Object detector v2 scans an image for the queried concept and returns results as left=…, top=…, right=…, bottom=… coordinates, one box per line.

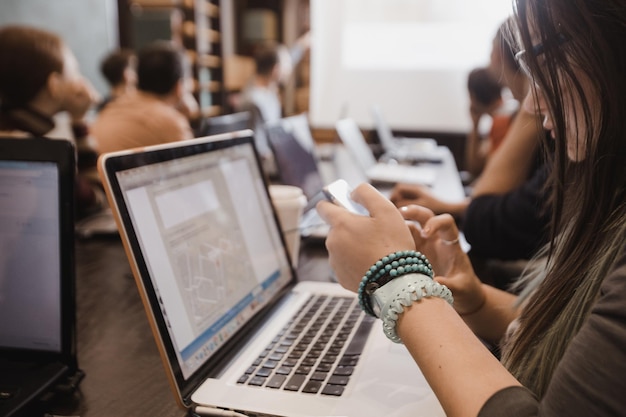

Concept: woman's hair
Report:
left=0, top=25, right=65, bottom=108
left=501, top=0, right=626, bottom=397
left=495, top=19, right=520, bottom=73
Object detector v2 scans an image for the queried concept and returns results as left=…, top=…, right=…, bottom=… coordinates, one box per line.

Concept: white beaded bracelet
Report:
left=370, top=273, right=454, bottom=343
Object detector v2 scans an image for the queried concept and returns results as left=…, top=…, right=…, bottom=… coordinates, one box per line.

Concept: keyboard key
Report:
left=256, top=368, right=272, bottom=377
left=284, top=374, right=306, bottom=391
left=310, top=371, right=328, bottom=381
left=344, top=317, right=375, bottom=356
left=275, top=366, right=292, bottom=375
left=266, top=375, right=287, bottom=389
left=328, top=375, right=349, bottom=386
left=333, top=366, right=354, bottom=376
left=263, top=359, right=278, bottom=369
left=321, top=384, right=345, bottom=396
left=303, top=380, right=322, bottom=394
left=296, top=365, right=312, bottom=375
left=248, top=376, right=266, bottom=386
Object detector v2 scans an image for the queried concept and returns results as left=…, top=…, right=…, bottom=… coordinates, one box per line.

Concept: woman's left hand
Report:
left=399, top=204, right=485, bottom=315
left=316, top=183, right=416, bottom=292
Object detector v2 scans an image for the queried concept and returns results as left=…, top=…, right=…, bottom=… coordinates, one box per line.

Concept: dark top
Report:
left=478, top=245, right=626, bottom=416
left=463, top=158, right=551, bottom=261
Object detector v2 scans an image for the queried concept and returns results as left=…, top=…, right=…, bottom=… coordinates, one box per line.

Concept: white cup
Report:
left=269, top=184, right=307, bottom=267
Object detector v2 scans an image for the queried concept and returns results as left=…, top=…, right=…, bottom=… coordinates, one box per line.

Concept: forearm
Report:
left=460, top=284, right=520, bottom=344
left=397, top=297, right=521, bottom=417
left=465, top=128, right=486, bottom=178
left=472, top=110, right=541, bottom=197
left=440, top=197, right=471, bottom=218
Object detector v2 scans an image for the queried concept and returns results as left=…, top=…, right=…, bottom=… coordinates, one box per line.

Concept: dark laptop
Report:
left=266, top=115, right=325, bottom=202
left=266, top=115, right=331, bottom=239
left=0, top=138, right=79, bottom=417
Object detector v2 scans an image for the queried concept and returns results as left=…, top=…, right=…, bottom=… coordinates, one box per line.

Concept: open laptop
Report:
left=336, top=118, right=437, bottom=186
left=98, top=131, right=444, bottom=417
left=0, top=138, right=79, bottom=417
left=266, top=115, right=330, bottom=240
left=371, top=105, right=444, bottom=164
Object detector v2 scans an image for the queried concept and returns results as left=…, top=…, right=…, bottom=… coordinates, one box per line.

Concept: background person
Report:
left=0, top=24, right=102, bottom=219
left=91, top=40, right=195, bottom=154
left=97, top=48, right=137, bottom=112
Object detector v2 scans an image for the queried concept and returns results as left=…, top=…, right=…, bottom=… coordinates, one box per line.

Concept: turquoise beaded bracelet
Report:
left=358, top=250, right=434, bottom=316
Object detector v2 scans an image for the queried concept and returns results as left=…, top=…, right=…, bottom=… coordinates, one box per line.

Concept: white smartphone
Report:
left=322, top=179, right=369, bottom=216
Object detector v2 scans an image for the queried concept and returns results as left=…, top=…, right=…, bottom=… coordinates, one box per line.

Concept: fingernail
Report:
left=421, top=226, right=430, bottom=238
left=400, top=206, right=408, bottom=212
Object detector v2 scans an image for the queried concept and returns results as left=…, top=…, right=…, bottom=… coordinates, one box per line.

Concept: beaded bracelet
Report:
left=357, top=250, right=434, bottom=317
left=377, top=274, right=454, bottom=343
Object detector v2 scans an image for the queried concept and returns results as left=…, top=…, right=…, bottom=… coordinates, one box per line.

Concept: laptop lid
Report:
left=335, top=118, right=378, bottom=174
left=370, top=104, right=397, bottom=153
left=98, top=131, right=296, bottom=407
left=266, top=116, right=324, bottom=201
left=0, top=137, right=77, bottom=416
left=336, top=118, right=437, bottom=186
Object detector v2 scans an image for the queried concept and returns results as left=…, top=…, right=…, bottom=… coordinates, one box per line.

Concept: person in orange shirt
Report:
left=91, top=41, right=195, bottom=154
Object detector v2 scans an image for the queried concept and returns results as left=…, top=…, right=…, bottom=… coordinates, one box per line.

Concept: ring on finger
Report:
left=441, top=237, right=460, bottom=246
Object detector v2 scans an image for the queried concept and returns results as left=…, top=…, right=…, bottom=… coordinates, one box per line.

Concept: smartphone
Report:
left=322, top=179, right=369, bottom=216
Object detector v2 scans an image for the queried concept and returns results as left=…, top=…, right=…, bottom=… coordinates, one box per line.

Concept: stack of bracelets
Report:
left=358, top=250, right=434, bottom=317
left=357, top=250, right=454, bottom=343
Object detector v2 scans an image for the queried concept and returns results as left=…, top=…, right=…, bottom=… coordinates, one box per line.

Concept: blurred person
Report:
left=97, top=48, right=137, bottom=111
left=236, top=32, right=311, bottom=177
left=465, top=67, right=516, bottom=179
left=91, top=40, right=195, bottom=154
left=0, top=25, right=102, bottom=219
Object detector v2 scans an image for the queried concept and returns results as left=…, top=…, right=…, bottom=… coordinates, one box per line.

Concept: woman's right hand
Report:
left=399, top=205, right=486, bottom=316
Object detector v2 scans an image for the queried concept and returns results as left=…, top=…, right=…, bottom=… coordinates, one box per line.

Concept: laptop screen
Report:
left=0, top=160, right=62, bottom=353
left=267, top=123, right=324, bottom=201
left=109, top=135, right=293, bottom=380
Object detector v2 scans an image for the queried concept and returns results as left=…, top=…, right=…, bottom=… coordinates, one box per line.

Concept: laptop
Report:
left=335, top=118, right=437, bottom=186
left=371, top=105, right=444, bottom=164
left=97, top=131, right=444, bottom=417
left=0, top=138, right=79, bottom=417
left=266, top=115, right=331, bottom=240
left=198, top=111, right=252, bottom=137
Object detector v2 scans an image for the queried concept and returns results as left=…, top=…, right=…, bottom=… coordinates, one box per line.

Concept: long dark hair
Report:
left=501, top=0, right=626, bottom=396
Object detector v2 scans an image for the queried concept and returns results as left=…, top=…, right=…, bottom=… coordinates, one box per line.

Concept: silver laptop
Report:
left=371, top=105, right=444, bottom=164
left=336, top=118, right=437, bottom=186
left=98, top=131, right=444, bottom=417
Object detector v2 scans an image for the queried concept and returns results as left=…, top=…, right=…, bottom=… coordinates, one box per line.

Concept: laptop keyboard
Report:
left=237, top=295, right=374, bottom=396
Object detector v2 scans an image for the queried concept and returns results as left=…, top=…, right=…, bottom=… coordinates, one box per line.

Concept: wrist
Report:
left=458, top=283, right=487, bottom=316
left=358, top=250, right=434, bottom=317
left=372, top=273, right=453, bottom=343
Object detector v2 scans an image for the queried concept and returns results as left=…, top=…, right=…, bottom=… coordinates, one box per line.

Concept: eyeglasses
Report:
left=515, top=34, right=568, bottom=79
